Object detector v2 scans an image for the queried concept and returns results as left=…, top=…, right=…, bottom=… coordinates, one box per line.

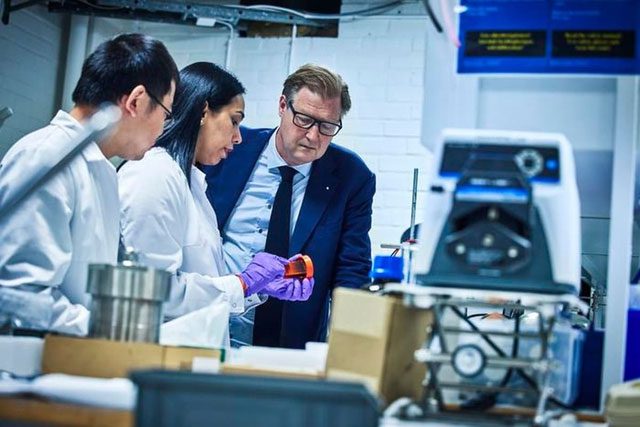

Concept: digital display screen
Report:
left=439, top=142, right=561, bottom=182
left=552, top=30, right=635, bottom=58
left=457, top=0, right=640, bottom=74
left=465, top=31, right=547, bottom=57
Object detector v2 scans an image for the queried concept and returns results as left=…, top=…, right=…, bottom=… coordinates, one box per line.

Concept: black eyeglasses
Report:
left=148, top=91, right=174, bottom=125
left=287, top=100, right=342, bottom=137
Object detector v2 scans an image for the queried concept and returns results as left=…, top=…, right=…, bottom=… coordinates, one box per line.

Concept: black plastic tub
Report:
left=131, top=370, right=380, bottom=427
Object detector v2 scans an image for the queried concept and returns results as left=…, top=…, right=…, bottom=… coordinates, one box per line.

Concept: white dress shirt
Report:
left=223, top=130, right=312, bottom=346
left=118, top=148, right=247, bottom=320
left=0, top=110, right=119, bottom=335
left=223, top=130, right=312, bottom=276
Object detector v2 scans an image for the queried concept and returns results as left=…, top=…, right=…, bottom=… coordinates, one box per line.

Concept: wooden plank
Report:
left=0, top=396, right=133, bottom=427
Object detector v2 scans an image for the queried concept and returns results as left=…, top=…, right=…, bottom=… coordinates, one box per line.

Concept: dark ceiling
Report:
left=2, top=0, right=343, bottom=28
left=240, top=0, right=342, bottom=15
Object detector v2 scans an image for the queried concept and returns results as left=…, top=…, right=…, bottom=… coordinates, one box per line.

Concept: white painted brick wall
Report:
left=2, top=2, right=432, bottom=267
left=0, top=7, right=67, bottom=158
left=89, top=19, right=229, bottom=70
left=336, top=1, right=432, bottom=261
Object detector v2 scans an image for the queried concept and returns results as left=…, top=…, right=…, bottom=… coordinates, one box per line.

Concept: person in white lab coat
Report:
left=118, top=62, right=314, bottom=323
left=0, top=34, right=179, bottom=335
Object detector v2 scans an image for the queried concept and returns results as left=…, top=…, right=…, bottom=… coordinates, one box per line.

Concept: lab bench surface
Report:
left=0, top=396, right=132, bottom=427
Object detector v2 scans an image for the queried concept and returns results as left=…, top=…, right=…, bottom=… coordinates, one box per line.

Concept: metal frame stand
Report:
left=383, top=284, right=589, bottom=426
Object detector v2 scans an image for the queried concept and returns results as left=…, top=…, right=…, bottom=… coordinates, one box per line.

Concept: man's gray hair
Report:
left=282, top=64, right=351, bottom=117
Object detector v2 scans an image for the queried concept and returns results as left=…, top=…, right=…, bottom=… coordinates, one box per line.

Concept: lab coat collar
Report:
left=191, top=164, right=207, bottom=190
left=50, top=110, right=112, bottom=166
left=50, top=110, right=84, bottom=139
left=265, top=129, right=312, bottom=178
left=82, top=141, right=112, bottom=165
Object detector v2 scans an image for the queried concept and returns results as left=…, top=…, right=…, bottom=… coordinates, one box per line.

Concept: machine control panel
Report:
left=439, top=142, right=560, bottom=182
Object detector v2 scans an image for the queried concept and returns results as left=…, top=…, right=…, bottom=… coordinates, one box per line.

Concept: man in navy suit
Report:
left=204, top=64, right=375, bottom=349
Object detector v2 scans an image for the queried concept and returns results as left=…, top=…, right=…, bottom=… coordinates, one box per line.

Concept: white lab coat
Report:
left=0, top=111, right=120, bottom=335
left=118, top=148, right=249, bottom=320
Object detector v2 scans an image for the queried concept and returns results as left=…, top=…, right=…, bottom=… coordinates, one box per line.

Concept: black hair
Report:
left=155, top=62, right=245, bottom=186
left=72, top=33, right=179, bottom=107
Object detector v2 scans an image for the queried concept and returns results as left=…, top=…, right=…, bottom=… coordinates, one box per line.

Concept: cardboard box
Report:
left=42, top=335, right=222, bottom=378
left=163, top=346, right=222, bottom=371
left=218, top=343, right=327, bottom=380
left=325, top=288, right=433, bottom=406
left=220, top=363, right=324, bottom=380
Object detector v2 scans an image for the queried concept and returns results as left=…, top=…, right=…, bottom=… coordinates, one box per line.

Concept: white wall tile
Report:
left=383, top=120, right=422, bottom=137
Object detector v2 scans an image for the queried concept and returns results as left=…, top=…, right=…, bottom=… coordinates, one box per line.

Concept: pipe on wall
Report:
left=287, top=24, right=298, bottom=75
left=61, top=15, right=90, bottom=111
left=216, top=20, right=235, bottom=70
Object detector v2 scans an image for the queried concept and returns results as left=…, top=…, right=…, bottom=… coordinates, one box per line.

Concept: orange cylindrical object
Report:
left=284, top=255, right=314, bottom=279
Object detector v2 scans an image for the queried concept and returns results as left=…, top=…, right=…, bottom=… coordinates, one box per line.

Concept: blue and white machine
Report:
left=415, top=128, right=581, bottom=295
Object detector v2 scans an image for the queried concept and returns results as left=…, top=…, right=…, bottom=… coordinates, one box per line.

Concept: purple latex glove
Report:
left=240, top=252, right=288, bottom=296
left=263, top=277, right=315, bottom=301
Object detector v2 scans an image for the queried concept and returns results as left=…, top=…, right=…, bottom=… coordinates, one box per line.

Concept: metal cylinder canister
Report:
left=86, top=251, right=171, bottom=343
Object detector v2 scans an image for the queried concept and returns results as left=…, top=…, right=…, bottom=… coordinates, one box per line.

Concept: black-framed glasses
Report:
left=148, top=91, right=174, bottom=125
left=287, top=100, right=342, bottom=137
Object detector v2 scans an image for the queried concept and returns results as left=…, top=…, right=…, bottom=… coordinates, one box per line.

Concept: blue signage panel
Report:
left=457, top=0, right=640, bottom=74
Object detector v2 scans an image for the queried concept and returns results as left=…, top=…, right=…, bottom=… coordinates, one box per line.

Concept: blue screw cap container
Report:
left=370, top=255, right=403, bottom=282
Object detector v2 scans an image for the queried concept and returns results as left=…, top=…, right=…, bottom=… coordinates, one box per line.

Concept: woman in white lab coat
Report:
left=118, top=62, right=313, bottom=322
